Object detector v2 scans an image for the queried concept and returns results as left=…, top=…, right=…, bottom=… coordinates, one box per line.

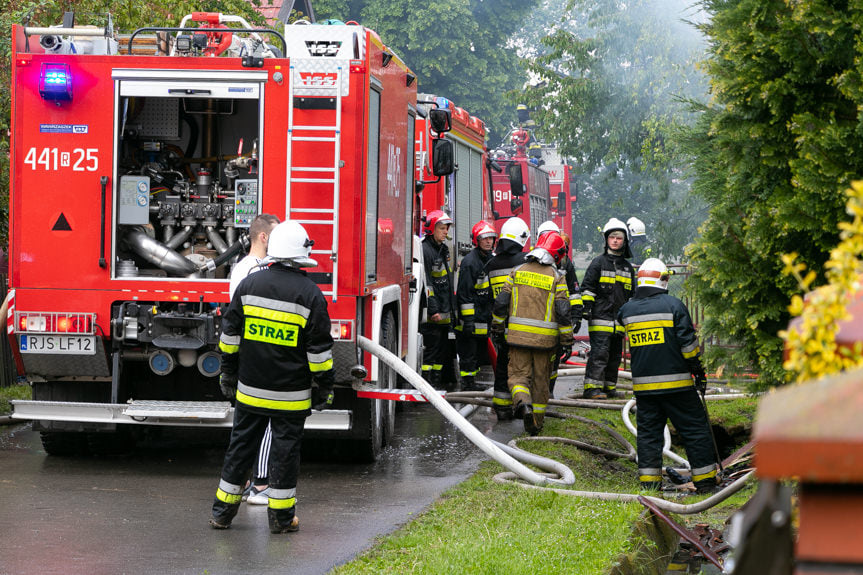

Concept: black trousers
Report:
left=457, top=331, right=490, bottom=377
left=635, top=389, right=718, bottom=488
left=420, top=323, right=449, bottom=381
left=584, top=331, right=623, bottom=391
left=492, top=341, right=513, bottom=410
left=212, top=404, right=305, bottom=526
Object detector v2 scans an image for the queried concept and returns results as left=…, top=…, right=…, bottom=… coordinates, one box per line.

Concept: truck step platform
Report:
left=11, top=400, right=351, bottom=430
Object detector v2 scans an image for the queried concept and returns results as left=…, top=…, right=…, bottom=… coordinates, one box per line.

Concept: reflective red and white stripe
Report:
left=6, top=289, right=14, bottom=335
left=356, top=388, right=446, bottom=402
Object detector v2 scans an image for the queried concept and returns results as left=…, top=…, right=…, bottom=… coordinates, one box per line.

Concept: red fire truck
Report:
left=489, top=128, right=552, bottom=245
left=7, top=13, right=453, bottom=460
left=545, top=162, right=575, bottom=241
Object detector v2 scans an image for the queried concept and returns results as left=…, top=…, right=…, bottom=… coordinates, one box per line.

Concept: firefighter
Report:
left=227, top=214, right=280, bottom=505
left=491, top=231, right=573, bottom=435
left=617, top=258, right=719, bottom=493
left=627, top=217, right=651, bottom=266
left=420, top=210, right=455, bottom=389
left=536, top=221, right=582, bottom=396
left=580, top=218, right=636, bottom=399
left=486, top=217, right=530, bottom=419
left=456, top=221, right=497, bottom=392
left=210, top=220, right=335, bottom=534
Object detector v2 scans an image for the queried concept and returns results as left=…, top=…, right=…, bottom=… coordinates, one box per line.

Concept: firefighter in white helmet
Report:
left=617, top=258, right=719, bottom=493
left=420, top=210, right=455, bottom=389
left=579, top=218, right=636, bottom=399
left=485, top=217, right=530, bottom=419
left=211, top=220, right=335, bottom=534
left=626, top=217, right=651, bottom=266
left=491, top=231, right=573, bottom=434
left=455, top=221, right=497, bottom=391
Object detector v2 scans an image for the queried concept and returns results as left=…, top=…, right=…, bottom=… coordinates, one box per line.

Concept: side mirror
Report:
left=432, top=138, right=455, bottom=176
left=557, top=191, right=567, bottom=215
left=510, top=197, right=523, bottom=216
left=507, top=163, right=524, bottom=196
left=429, top=108, right=452, bottom=134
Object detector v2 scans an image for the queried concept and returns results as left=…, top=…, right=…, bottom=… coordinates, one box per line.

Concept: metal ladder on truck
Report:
left=285, top=62, right=343, bottom=302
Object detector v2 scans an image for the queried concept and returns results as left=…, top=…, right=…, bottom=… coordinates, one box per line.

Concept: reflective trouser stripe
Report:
left=268, top=487, right=297, bottom=510
left=639, top=475, right=662, bottom=483
left=632, top=380, right=693, bottom=393
left=493, top=391, right=513, bottom=406
left=638, top=467, right=662, bottom=483
left=511, top=385, right=531, bottom=397
left=691, top=464, right=718, bottom=483
left=216, top=489, right=243, bottom=504
left=583, top=377, right=604, bottom=390
left=533, top=403, right=546, bottom=414
left=460, top=370, right=479, bottom=377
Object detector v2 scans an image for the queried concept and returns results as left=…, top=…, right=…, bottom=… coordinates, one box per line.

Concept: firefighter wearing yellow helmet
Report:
left=579, top=218, right=636, bottom=399
left=617, top=258, right=719, bottom=493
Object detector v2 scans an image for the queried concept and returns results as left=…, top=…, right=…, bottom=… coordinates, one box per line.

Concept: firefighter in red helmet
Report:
left=420, top=210, right=455, bottom=389
left=455, top=221, right=497, bottom=391
left=491, top=231, right=573, bottom=435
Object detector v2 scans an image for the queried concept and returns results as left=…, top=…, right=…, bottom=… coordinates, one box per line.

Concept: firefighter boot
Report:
left=210, top=500, right=240, bottom=530
left=694, top=476, right=721, bottom=495
left=268, top=507, right=300, bottom=534
left=582, top=388, right=607, bottom=400
left=461, top=375, right=482, bottom=392
left=516, top=403, right=539, bottom=436
left=429, top=370, right=444, bottom=390
left=603, top=387, right=619, bottom=399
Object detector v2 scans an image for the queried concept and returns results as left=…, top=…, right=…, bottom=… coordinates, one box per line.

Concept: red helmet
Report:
left=471, top=221, right=497, bottom=246
left=423, top=210, right=453, bottom=235
left=535, top=231, right=567, bottom=264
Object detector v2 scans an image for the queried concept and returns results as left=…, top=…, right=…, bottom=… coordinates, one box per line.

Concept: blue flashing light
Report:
left=434, top=96, right=451, bottom=109
left=39, top=63, right=73, bottom=102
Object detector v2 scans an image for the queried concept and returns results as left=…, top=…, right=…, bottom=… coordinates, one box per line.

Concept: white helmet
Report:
left=500, top=217, right=530, bottom=247
left=602, top=217, right=628, bottom=236
left=627, top=217, right=646, bottom=237
left=637, top=258, right=669, bottom=289
left=265, top=220, right=318, bottom=268
left=536, top=220, right=560, bottom=240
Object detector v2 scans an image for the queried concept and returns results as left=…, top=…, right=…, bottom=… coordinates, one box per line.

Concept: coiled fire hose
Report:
left=357, top=336, right=755, bottom=514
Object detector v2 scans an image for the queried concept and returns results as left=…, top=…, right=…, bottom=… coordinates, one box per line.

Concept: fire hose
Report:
left=356, top=336, right=755, bottom=514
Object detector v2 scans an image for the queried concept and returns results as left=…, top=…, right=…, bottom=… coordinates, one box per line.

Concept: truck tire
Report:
left=349, top=310, right=397, bottom=462
left=379, top=311, right=397, bottom=447
left=40, top=432, right=88, bottom=456
left=87, top=429, right=135, bottom=456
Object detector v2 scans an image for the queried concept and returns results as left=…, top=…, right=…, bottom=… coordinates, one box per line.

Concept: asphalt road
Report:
left=0, top=399, right=526, bottom=575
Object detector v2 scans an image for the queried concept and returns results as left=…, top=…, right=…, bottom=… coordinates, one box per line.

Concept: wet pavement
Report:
left=0, top=398, right=525, bottom=575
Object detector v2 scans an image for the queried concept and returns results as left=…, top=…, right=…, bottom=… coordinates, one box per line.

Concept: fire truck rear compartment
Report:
left=113, top=83, right=263, bottom=280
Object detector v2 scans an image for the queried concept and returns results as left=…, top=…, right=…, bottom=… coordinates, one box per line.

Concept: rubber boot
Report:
left=267, top=507, right=300, bottom=534
left=516, top=403, right=539, bottom=436
left=694, top=477, right=720, bottom=495
left=494, top=406, right=514, bottom=421
left=603, top=387, right=618, bottom=399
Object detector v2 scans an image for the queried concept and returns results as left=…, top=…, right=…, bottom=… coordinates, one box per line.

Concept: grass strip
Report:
left=0, top=383, right=29, bottom=415
left=333, top=398, right=758, bottom=575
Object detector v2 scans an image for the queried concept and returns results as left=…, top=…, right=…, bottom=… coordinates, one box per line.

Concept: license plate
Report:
left=19, top=335, right=97, bottom=355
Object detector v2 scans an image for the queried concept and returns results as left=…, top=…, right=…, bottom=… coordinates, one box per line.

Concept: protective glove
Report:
left=691, top=364, right=707, bottom=393
left=572, top=319, right=582, bottom=334
left=558, top=345, right=573, bottom=364
left=312, top=383, right=335, bottom=411
left=491, top=329, right=506, bottom=346
left=219, top=372, right=237, bottom=400
left=582, top=304, right=592, bottom=322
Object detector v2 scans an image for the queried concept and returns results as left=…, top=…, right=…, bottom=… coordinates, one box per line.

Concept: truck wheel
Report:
left=379, top=311, right=397, bottom=447
left=87, top=429, right=135, bottom=456
left=40, top=432, right=88, bottom=456
left=349, top=311, right=398, bottom=462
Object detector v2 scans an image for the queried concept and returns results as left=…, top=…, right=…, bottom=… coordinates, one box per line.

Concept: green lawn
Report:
left=333, top=398, right=758, bottom=574
left=0, top=383, right=29, bottom=414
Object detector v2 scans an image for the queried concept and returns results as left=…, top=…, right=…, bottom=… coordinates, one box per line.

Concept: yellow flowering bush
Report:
left=780, top=182, right=863, bottom=382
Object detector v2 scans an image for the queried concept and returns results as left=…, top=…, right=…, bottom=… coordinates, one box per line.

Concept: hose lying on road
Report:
left=357, top=335, right=754, bottom=514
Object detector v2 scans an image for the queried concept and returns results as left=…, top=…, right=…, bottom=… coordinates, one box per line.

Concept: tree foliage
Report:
left=311, top=0, right=538, bottom=145
left=517, top=0, right=709, bottom=258
left=684, top=0, right=863, bottom=386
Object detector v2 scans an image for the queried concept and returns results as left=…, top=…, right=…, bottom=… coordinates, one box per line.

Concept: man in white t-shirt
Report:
left=228, top=213, right=280, bottom=504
